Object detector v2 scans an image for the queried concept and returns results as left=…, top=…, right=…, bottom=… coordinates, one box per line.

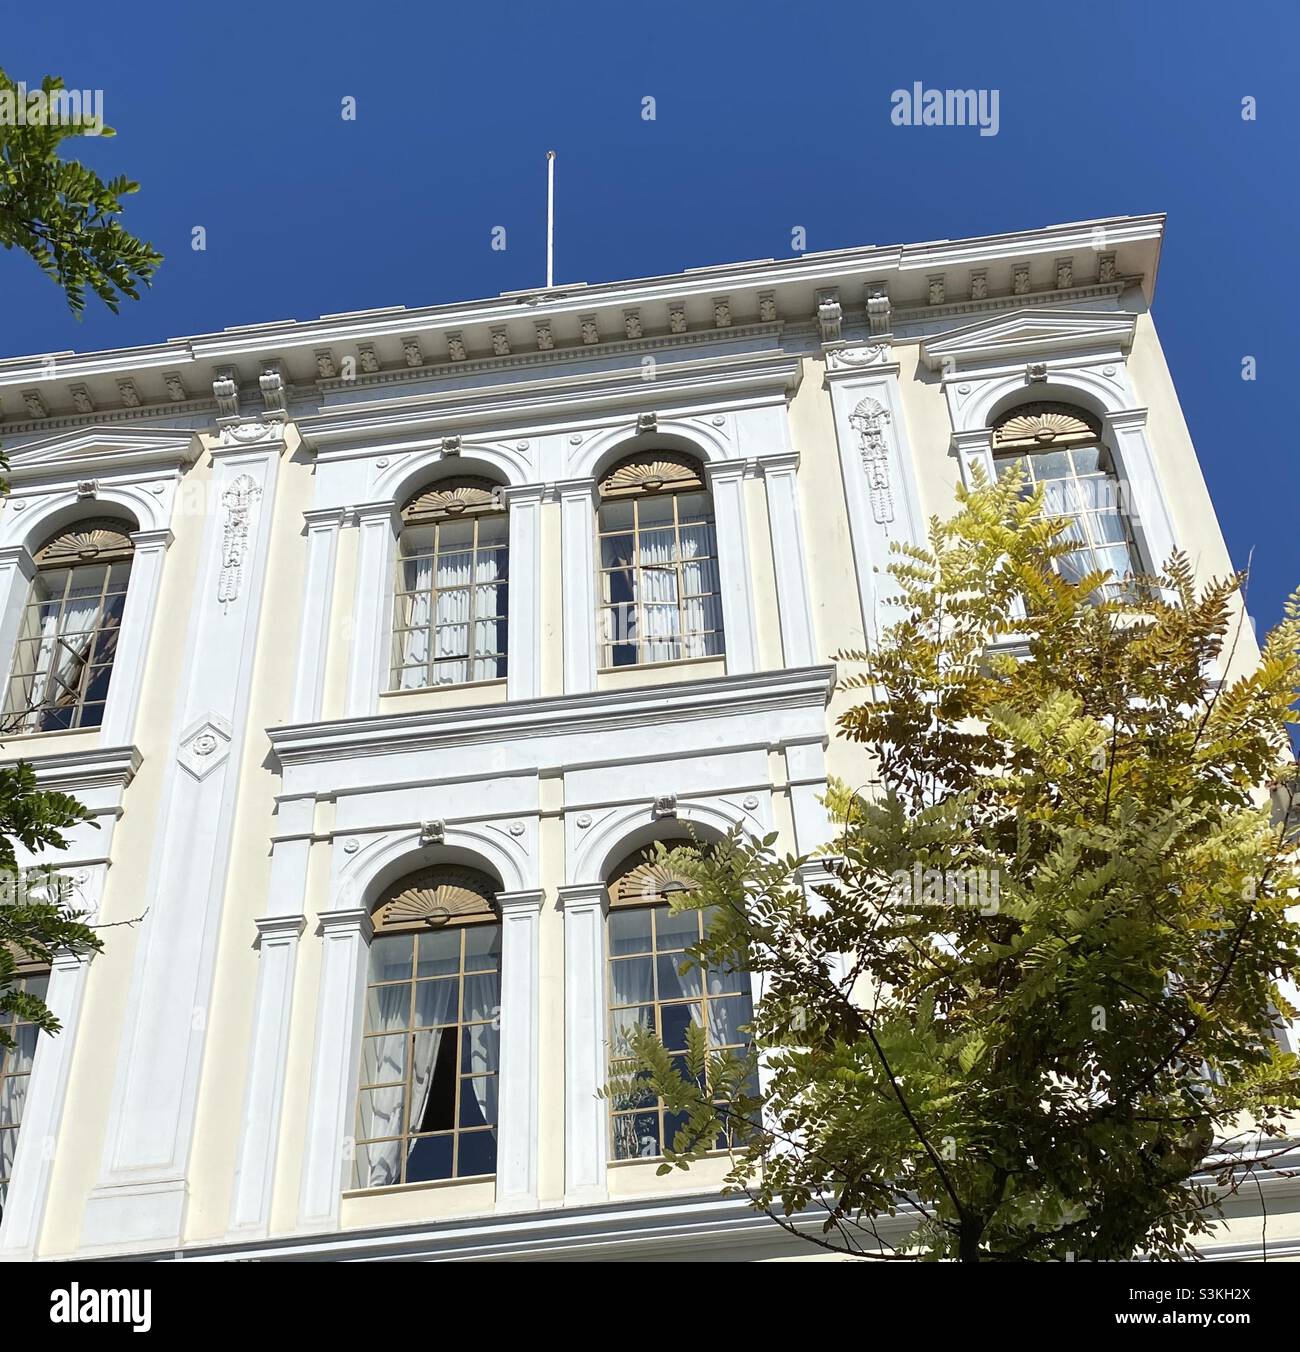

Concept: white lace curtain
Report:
left=397, top=532, right=505, bottom=688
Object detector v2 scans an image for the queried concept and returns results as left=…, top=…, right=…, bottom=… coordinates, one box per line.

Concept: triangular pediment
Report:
left=921, top=307, right=1136, bottom=371
left=4, top=424, right=201, bottom=481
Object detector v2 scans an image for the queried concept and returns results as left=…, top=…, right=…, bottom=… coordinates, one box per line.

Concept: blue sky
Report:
left=4, top=0, right=1297, bottom=632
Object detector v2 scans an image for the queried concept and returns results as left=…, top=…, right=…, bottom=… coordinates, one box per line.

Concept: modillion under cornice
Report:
left=0, top=214, right=1164, bottom=436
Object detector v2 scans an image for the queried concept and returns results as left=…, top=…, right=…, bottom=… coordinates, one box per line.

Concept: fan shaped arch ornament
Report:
left=34, top=518, right=135, bottom=566
left=599, top=451, right=705, bottom=497
left=401, top=477, right=502, bottom=522
left=992, top=402, right=1101, bottom=451
left=372, top=866, right=500, bottom=931
left=608, top=851, right=703, bottom=908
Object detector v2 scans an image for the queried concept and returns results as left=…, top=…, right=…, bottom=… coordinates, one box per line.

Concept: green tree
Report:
left=611, top=468, right=1300, bottom=1261
left=0, top=66, right=155, bottom=1043
left=1, top=68, right=161, bottom=314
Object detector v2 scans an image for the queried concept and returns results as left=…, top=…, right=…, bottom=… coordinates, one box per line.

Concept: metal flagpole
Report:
left=546, top=151, right=556, bottom=288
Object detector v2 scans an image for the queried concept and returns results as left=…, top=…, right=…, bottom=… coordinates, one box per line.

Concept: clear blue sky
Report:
left=4, top=0, right=1297, bottom=632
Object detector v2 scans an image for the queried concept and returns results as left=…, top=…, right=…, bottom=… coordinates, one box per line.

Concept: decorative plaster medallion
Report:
left=957, top=384, right=971, bottom=395
left=11, top=500, right=25, bottom=512
left=1102, top=365, right=1116, bottom=376
left=217, top=474, right=262, bottom=603
left=515, top=440, right=529, bottom=451
left=219, top=420, right=280, bottom=446
left=569, top=434, right=583, bottom=445
left=178, top=716, right=233, bottom=779
left=508, top=821, right=526, bottom=837
left=576, top=813, right=592, bottom=829
left=150, top=482, right=166, bottom=495
left=848, top=396, right=895, bottom=524
left=742, top=795, right=759, bottom=810
left=828, top=345, right=886, bottom=371
left=711, top=416, right=725, bottom=427
left=342, top=838, right=360, bottom=854
left=376, top=457, right=389, bottom=469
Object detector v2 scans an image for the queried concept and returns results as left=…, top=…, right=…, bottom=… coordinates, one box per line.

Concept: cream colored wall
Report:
left=35, top=449, right=211, bottom=1256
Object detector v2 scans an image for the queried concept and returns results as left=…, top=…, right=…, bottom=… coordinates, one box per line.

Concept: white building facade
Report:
left=0, top=214, right=1295, bottom=1261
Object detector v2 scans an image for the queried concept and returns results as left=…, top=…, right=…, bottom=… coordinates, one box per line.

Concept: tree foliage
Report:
left=612, top=468, right=1300, bottom=1261
left=0, top=68, right=161, bottom=314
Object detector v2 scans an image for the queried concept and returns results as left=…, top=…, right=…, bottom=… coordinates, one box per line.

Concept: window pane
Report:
left=661, top=1000, right=702, bottom=1050
left=637, top=494, right=674, bottom=526
left=610, top=956, right=654, bottom=1006
left=657, top=953, right=702, bottom=1000
left=1033, top=451, right=1071, bottom=479
left=456, top=1128, right=497, bottom=1178
left=459, top=1076, right=498, bottom=1129
left=361, top=1033, right=407, bottom=1086
left=357, top=1086, right=405, bottom=1141
left=609, top=908, right=653, bottom=955
left=405, top=1133, right=453, bottom=1183
left=601, top=534, right=635, bottom=568
left=413, top=978, right=458, bottom=1027
left=416, top=929, right=460, bottom=978
left=463, top=925, right=501, bottom=972
left=460, top=1020, right=499, bottom=1074
left=609, top=1005, right=654, bottom=1055
left=365, top=982, right=410, bottom=1034
left=707, top=994, right=750, bottom=1047
left=462, top=972, right=500, bottom=1024
left=370, top=934, right=413, bottom=984
left=598, top=500, right=634, bottom=532
left=655, top=908, right=700, bottom=951
left=613, top=1113, right=659, bottom=1160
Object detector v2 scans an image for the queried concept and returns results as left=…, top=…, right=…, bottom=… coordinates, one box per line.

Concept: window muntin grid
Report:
left=596, top=489, right=724, bottom=668
left=0, top=970, right=47, bottom=1221
left=994, top=444, right=1139, bottom=599
left=353, top=922, right=501, bottom=1189
left=606, top=903, right=753, bottom=1160
left=3, top=559, right=132, bottom=733
left=389, top=512, right=508, bottom=690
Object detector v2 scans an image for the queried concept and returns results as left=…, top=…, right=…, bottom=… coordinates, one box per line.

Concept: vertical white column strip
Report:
left=226, top=794, right=315, bottom=1237
left=759, top=453, right=817, bottom=669
left=502, top=488, right=544, bottom=702
left=0, top=936, right=97, bottom=1260
left=291, top=509, right=345, bottom=723
left=344, top=502, right=399, bottom=717
left=0, top=545, right=36, bottom=692
left=558, top=480, right=598, bottom=693
left=1103, top=407, right=1177, bottom=576
left=99, top=528, right=172, bottom=746
left=559, top=882, right=608, bottom=1203
left=82, top=427, right=287, bottom=1252
left=495, top=888, right=543, bottom=1211
left=297, top=907, right=372, bottom=1232
left=705, top=460, right=759, bottom=675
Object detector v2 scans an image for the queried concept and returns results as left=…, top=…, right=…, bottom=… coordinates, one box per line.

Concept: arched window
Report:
left=991, top=403, right=1139, bottom=598
left=0, top=965, right=47, bottom=1221
left=3, top=520, right=134, bottom=733
left=596, top=453, right=724, bottom=668
left=353, top=867, right=502, bottom=1189
left=389, top=479, right=508, bottom=691
left=605, top=847, right=753, bottom=1160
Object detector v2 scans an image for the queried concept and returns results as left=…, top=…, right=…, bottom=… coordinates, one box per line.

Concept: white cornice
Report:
left=920, top=308, right=1138, bottom=371
left=295, top=350, right=802, bottom=453
left=0, top=743, right=143, bottom=792
left=269, top=665, right=835, bottom=767
left=0, top=216, right=1164, bottom=405
left=2, top=424, right=201, bottom=481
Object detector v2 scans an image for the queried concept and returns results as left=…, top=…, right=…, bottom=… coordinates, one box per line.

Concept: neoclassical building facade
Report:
left=0, top=214, right=1294, bottom=1261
